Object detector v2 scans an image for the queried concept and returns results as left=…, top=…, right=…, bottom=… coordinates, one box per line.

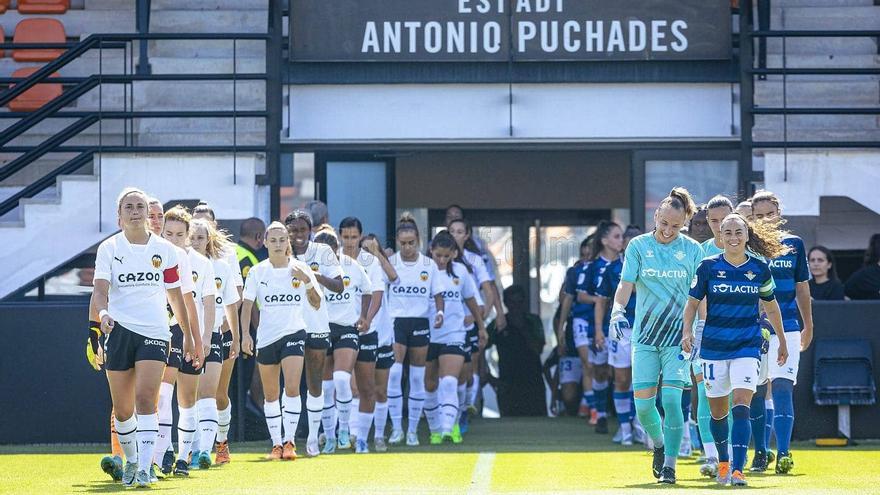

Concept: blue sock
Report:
left=583, top=391, right=596, bottom=410
left=681, top=387, right=692, bottom=422
left=710, top=414, right=730, bottom=463
left=750, top=384, right=767, bottom=453
left=772, top=378, right=794, bottom=455
left=731, top=405, right=752, bottom=473
left=765, top=399, right=774, bottom=449
left=613, top=391, right=632, bottom=424
left=593, top=380, right=609, bottom=417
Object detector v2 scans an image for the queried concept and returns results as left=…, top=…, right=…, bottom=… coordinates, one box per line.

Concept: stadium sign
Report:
left=290, top=0, right=731, bottom=62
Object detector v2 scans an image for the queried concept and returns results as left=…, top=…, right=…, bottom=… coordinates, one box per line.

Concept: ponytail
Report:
left=721, top=213, right=791, bottom=260
left=430, top=230, right=458, bottom=277
left=397, top=211, right=420, bottom=241
left=659, top=187, right=697, bottom=220
left=588, top=220, right=622, bottom=261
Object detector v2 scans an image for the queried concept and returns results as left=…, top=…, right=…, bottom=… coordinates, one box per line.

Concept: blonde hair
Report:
left=721, top=213, right=791, bottom=260
left=164, top=205, right=192, bottom=232
left=266, top=221, right=292, bottom=256
left=658, top=187, right=697, bottom=220
left=751, top=190, right=783, bottom=214
left=190, top=218, right=230, bottom=260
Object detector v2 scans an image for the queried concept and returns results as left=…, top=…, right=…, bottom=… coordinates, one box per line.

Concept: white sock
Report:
left=468, top=373, right=480, bottom=406
left=352, top=397, right=361, bottom=418
left=322, top=379, right=337, bottom=440
left=765, top=398, right=774, bottom=409
left=114, top=414, right=138, bottom=464
left=621, top=421, right=633, bottom=436
left=263, top=401, right=283, bottom=447
left=216, top=403, right=232, bottom=444
left=154, top=382, right=174, bottom=464
left=373, top=401, right=388, bottom=440
left=334, top=370, right=353, bottom=433
left=282, top=394, right=302, bottom=444
left=176, top=407, right=197, bottom=461
left=197, top=398, right=219, bottom=452
left=136, top=413, right=158, bottom=472
left=704, top=441, right=719, bottom=460
left=387, top=363, right=404, bottom=430
left=307, top=393, right=324, bottom=444
left=456, top=383, right=467, bottom=424
left=438, top=376, right=459, bottom=435
left=357, top=410, right=374, bottom=440
left=190, top=407, right=201, bottom=453
left=407, top=366, right=426, bottom=434
left=424, top=390, right=440, bottom=433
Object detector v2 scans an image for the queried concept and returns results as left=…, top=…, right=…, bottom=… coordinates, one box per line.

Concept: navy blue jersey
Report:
left=581, top=256, right=612, bottom=331
left=563, top=261, right=592, bottom=320
left=689, top=254, right=776, bottom=361
left=766, top=234, right=810, bottom=332
left=596, top=257, right=636, bottom=327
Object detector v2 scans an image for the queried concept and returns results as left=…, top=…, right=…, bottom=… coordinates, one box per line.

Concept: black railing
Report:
left=0, top=32, right=273, bottom=218
left=739, top=0, right=880, bottom=191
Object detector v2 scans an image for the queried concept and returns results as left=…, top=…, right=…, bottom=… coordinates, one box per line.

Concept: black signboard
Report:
left=290, top=0, right=732, bottom=62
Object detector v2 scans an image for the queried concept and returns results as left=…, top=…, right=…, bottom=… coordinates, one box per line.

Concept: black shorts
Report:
left=427, top=342, right=469, bottom=361
left=376, top=344, right=394, bottom=370
left=393, top=317, right=430, bottom=348
left=306, top=330, right=331, bottom=350
left=104, top=323, right=169, bottom=371
left=256, top=331, right=306, bottom=365
left=221, top=330, right=233, bottom=361
left=206, top=331, right=223, bottom=364
left=167, top=324, right=184, bottom=369
left=357, top=332, right=379, bottom=363
left=326, top=323, right=359, bottom=355
left=467, top=327, right=479, bottom=354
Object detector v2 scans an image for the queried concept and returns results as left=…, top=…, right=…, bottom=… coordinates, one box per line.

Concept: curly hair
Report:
left=721, top=213, right=791, bottom=260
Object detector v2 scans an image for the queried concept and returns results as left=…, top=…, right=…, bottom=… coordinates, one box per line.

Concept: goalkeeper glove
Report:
left=609, top=304, right=630, bottom=341
left=86, top=320, right=103, bottom=371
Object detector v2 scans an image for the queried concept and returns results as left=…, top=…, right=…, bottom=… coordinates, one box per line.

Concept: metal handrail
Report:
left=0, top=110, right=269, bottom=119
left=0, top=152, right=94, bottom=217
left=0, top=116, right=100, bottom=182
left=749, top=30, right=880, bottom=37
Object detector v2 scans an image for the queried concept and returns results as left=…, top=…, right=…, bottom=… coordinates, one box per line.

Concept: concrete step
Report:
left=754, top=80, right=880, bottom=106
left=135, top=116, right=265, bottom=133
left=0, top=154, right=91, bottom=187
left=772, top=0, right=874, bottom=6
left=754, top=113, right=880, bottom=129
left=764, top=37, right=878, bottom=56
left=752, top=126, right=880, bottom=142
left=148, top=39, right=266, bottom=58
left=73, top=80, right=265, bottom=111
left=86, top=0, right=267, bottom=10
left=766, top=54, right=880, bottom=69
left=0, top=10, right=136, bottom=39
left=134, top=131, right=265, bottom=147
left=149, top=10, right=266, bottom=34
left=780, top=6, right=880, bottom=30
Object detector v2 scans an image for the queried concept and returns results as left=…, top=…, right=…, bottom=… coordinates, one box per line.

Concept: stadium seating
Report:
left=7, top=67, right=62, bottom=112
left=12, top=18, right=66, bottom=62
left=17, top=0, right=69, bottom=15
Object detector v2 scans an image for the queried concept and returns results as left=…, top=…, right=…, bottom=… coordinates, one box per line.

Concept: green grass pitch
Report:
left=1, top=417, right=879, bottom=494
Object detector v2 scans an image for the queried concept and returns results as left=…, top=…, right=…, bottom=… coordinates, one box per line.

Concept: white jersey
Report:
left=297, top=242, right=344, bottom=333
left=220, top=244, right=244, bottom=288
left=211, top=257, right=240, bottom=333
left=430, top=262, right=477, bottom=344
left=94, top=232, right=182, bottom=340
left=461, top=251, right=488, bottom=330
left=188, top=249, right=217, bottom=337
left=385, top=252, right=439, bottom=319
left=242, top=258, right=317, bottom=349
left=357, top=250, right=386, bottom=335
left=168, top=245, right=195, bottom=327
left=375, top=291, right=394, bottom=346
left=326, top=253, right=372, bottom=327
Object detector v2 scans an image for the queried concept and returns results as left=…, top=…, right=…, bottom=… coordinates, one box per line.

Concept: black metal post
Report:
left=136, top=0, right=151, bottom=75
left=265, top=0, right=284, bottom=216
left=739, top=0, right=755, bottom=198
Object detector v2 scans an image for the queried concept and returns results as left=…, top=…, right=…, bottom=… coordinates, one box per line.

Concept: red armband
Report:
left=163, top=265, right=180, bottom=283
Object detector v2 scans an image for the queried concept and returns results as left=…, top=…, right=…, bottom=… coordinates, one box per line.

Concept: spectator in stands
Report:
left=487, top=285, right=546, bottom=417
left=845, top=234, right=880, bottom=300
left=307, top=200, right=329, bottom=233
left=808, top=246, right=846, bottom=301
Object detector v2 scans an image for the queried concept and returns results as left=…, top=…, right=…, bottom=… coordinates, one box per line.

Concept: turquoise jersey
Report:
left=621, top=232, right=704, bottom=347
left=701, top=238, right=723, bottom=257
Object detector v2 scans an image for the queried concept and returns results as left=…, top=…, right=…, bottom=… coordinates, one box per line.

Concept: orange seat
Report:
left=13, top=18, right=66, bottom=62
left=18, top=0, right=69, bottom=14
left=7, top=67, right=62, bottom=112
left=0, top=0, right=10, bottom=14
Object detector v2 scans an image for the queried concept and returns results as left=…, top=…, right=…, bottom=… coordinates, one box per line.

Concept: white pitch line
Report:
left=467, top=452, right=496, bottom=494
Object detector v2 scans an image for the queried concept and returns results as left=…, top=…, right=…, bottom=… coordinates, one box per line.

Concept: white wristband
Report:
left=99, top=309, right=109, bottom=320
left=612, top=303, right=626, bottom=314
left=304, top=281, right=314, bottom=290
left=436, top=310, right=444, bottom=316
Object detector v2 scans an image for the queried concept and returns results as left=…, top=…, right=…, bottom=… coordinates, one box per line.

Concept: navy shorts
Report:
left=169, top=324, right=202, bottom=375
left=376, top=344, right=394, bottom=370
left=427, top=342, right=469, bottom=361
left=256, top=331, right=306, bottom=365
left=104, top=323, right=169, bottom=371
left=305, top=330, right=331, bottom=350
left=357, top=331, right=379, bottom=363
left=326, top=323, right=359, bottom=355
left=206, top=331, right=223, bottom=365
left=393, top=317, right=430, bottom=348
left=221, top=330, right=234, bottom=361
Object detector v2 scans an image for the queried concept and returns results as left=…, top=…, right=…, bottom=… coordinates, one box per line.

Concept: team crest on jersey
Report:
left=420, top=271, right=429, bottom=281
left=745, top=271, right=756, bottom=281
left=309, top=262, right=320, bottom=272
left=242, top=265, right=251, bottom=278
left=674, top=251, right=686, bottom=261
left=192, top=271, right=199, bottom=284
left=717, top=271, right=726, bottom=279
left=690, top=275, right=698, bottom=289
left=646, top=250, right=654, bottom=258
left=342, top=276, right=351, bottom=287
left=215, top=277, right=222, bottom=290
left=151, top=254, right=162, bottom=269
left=292, top=277, right=302, bottom=289
left=452, top=276, right=460, bottom=286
